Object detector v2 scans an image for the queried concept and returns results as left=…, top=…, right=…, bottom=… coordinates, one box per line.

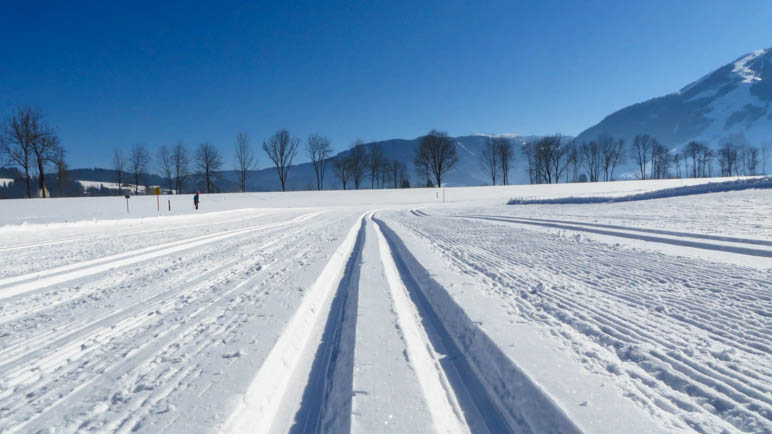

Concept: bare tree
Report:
left=368, top=143, right=385, bottom=189
left=234, top=132, right=256, bottom=192
left=348, top=141, right=368, bottom=189
left=263, top=129, right=299, bottom=192
left=195, top=142, right=223, bottom=193
left=580, top=140, right=602, bottom=182
left=497, top=137, right=513, bottom=185
left=1, top=106, right=50, bottom=198
left=761, top=144, right=770, bottom=175
left=52, top=146, right=70, bottom=193
left=416, top=129, right=458, bottom=187
left=389, top=160, right=408, bottom=188
left=306, top=134, right=332, bottom=190
left=414, top=141, right=433, bottom=187
left=521, top=141, right=538, bottom=184
left=112, top=148, right=126, bottom=193
left=157, top=145, right=174, bottom=192
left=632, top=135, right=654, bottom=180
left=717, top=143, right=739, bottom=176
left=31, top=134, right=60, bottom=198
left=598, top=135, right=624, bottom=181
left=333, top=156, right=351, bottom=189
left=129, top=143, right=151, bottom=194
left=171, top=142, right=190, bottom=193
left=650, top=142, right=671, bottom=179
left=480, top=136, right=499, bottom=185
left=534, top=134, right=569, bottom=184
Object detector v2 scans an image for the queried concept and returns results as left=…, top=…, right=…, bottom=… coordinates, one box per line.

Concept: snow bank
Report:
left=508, top=176, right=771, bottom=205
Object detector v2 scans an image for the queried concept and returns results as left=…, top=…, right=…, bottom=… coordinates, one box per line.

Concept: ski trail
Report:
left=289, top=213, right=366, bottom=433
left=2, top=217, right=338, bottom=432
left=0, top=210, right=275, bottom=253
left=0, top=211, right=321, bottom=300
left=350, top=219, right=435, bottom=433
left=461, top=215, right=772, bottom=258
left=372, top=217, right=471, bottom=434
left=224, top=212, right=367, bottom=434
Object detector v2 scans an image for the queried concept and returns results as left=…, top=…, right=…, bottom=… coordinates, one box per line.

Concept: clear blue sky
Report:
left=1, top=0, right=770, bottom=168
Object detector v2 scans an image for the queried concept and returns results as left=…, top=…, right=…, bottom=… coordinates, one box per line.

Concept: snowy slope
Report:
left=0, top=179, right=769, bottom=433
left=577, top=47, right=772, bottom=149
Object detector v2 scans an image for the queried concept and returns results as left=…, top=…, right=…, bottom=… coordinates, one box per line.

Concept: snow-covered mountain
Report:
left=576, top=48, right=772, bottom=149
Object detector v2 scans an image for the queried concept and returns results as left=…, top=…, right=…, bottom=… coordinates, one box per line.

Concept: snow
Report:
left=0, top=178, right=12, bottom=187
left=732, top=49, right=766, bottom=83
left=0, top=177, right=769, bottom=433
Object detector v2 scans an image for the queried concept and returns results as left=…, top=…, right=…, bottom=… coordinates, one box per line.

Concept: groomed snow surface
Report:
left=0, top=177, right=770, bottom=433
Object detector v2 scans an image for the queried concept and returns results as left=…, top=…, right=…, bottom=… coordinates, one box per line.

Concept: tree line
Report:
left=2, top=105, right=770, bottom=199
left=519, top=133, right=769, bottom=184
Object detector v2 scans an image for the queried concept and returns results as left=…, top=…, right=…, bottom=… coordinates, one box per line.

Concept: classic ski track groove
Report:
left=0, top=211, right=322, bottom=300
left=399, top=214, right=772, bottom=432
left=460, top=214, right=772, bottom=257
left=1, top=216, right=336, bottom=432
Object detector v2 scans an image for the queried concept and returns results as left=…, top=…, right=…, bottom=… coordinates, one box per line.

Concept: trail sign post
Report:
left=125, top=194, right=130, bottom=214
left=155, top=186, right=161, bottom=211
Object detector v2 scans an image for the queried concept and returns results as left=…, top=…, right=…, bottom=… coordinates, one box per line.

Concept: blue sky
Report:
left=1, top=0, right=770, bottom=168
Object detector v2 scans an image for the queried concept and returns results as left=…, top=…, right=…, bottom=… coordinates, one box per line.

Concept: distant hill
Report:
left=576, top=47, right=772, bottom=150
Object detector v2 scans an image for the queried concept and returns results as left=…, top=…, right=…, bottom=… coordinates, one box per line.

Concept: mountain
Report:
left=576, top=48, right=772, bottom=149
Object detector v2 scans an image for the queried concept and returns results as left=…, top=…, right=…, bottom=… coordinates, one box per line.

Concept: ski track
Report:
left=393, top=211, right=771, bottom=433
left=0, top=211, right=347, bottom=432
left=0, top=211, right=279, bottom=279
left=1, top=189, right=769, bottom=433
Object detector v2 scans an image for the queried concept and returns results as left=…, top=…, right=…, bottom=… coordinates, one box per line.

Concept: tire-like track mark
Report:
left=3, top=217, right=334, bottom=432
left=374, top=216, right=582, bottom=434
left=289, top=215, right=366, bottom=433
left=0, top=210, right=276, bottom=253
left=225, top=213, right=367, bottom=434
left=0, top=211, right=322, bottom=300
left=461, top=215, right=772, bottom=258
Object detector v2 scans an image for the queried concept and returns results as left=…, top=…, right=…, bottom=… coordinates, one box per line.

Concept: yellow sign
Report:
left=154, top=186, right=161, bottom=195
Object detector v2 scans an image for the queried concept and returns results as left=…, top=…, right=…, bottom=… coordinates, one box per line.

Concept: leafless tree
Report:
left=761, top=144, right=770, bottom=175
left=348, top=140, right=368, bottom=189
left=566, top=140, right=580, bottom=183
left=368, top=143, right=385, bottom=189
left=263, top=129, right=299, bottom=192
left=521, top=141, right=538, bottom=184
left=195, top=142, right=223, bottom=193
left=129, top=143, right=151, bottom=194
left=717, top=143, right=739, bottom=176
left=234, top=132, right=256, bottom=192
left=306, top=134, right=331, bottom=190
left=480, top=136, right=499, bottom=185
left=52, top=146, right=70, bottom=193
left=414, top=141, right=433, bottom=187
left=1, top=106, right=52, bottom=198
left=157, top=145, right=174, bottom=192
left=598, top=135, right=624, bottom=181
left=497, top=137, right=513, bottom=185
left=333, top=156, right=351, bottom=189
left=632, top=135, right=655, bottom=180
left=31, top=134, right=60, bottom=198
left=390, top=160, right=407, bottom=188
left=534, top=134, right=569, bottom=184
left=112, top=148, right=126, bottom=193
left=171, top=142, right=190, bottom=193
left=651, top=142, right=671, bottom=179
left=416, top=129, right=458, bottom=187
left=580, top=140, right=602, bottom=182
left=742, top=145, right=759, bottom=176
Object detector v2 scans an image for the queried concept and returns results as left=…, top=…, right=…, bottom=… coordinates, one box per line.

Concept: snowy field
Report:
left=0, top=177, right=770, bottom=433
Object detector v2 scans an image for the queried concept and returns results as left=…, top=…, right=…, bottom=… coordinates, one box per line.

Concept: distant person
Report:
left=194, top=191, right=200, bottom=210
